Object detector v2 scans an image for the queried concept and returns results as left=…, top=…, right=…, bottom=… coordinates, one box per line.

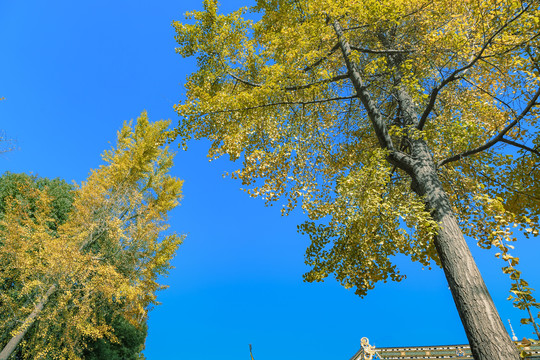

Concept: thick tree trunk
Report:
left=411, top=140, right=519, bottom=360
left=0, top=285, right=56, bottom=360
left=331, top=17, right=519, bottom=359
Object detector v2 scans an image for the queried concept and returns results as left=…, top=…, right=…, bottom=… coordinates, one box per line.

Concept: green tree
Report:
left=82, top=316, right=147, bottom=360
left=171, top=0, right=540, bottom=358
left=0, top=172, right=74, bottom=228
left=0, top=112, right=183, bottom=359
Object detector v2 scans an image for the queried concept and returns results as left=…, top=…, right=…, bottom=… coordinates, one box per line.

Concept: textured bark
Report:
left=0, top=285, right=56, bottom=360
left=411, top=140, right=519, bottom=360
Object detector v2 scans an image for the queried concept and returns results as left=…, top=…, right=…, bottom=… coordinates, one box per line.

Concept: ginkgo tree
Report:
left=0, top=112, right=183, bottom=359
left=170, top=0, right=540, bottom=359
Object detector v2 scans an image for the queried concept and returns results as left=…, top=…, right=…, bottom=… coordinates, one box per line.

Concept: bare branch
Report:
left=439, top=86, right=540, bottom=167
left=0, top=130, right=15, bottom=154
left=343, top=24, right=370, bottom=31
left=227, top=71, right=261, bottom=87
left=462, top=77, right=516, bottom=114
left=500, top=138, right=540, bottom=157
left=477, top=170, right=540, bottom=202
left=227, top=70, right=349, bottom=91
left=284, top=74, right=350, bottom=90
left=400, top=0, right=434, bottom=20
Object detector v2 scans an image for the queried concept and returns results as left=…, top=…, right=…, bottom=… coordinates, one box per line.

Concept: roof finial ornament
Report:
left=359, top=337, right=380, bottom=360
left=508, top=319, right=518, bottom=341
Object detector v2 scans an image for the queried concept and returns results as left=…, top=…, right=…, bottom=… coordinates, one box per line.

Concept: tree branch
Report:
left=462, top=77, right=516, bottom=114
left=227, top=70, right=349, bottom=91
left=350, top=46, right=412, bottom=55
left=500, top=138, right=540, bottom=157
left=201, top=95, right=359, bottom=116
left=284, top=74, right=350, bottom=90
left=417, top=3, right=533, bottom=131
left=227, top=71, right=261, bottom=87
left=438, top=86, right=540, bottom=167
left=477, top=170, right=540, bottom=202
left=0, top=285, right=56, bottom=360
left=343, top=24, right=370, bottom=31
left=303, top=43, right=340, bottom=72
left=330, top=16, right=414, bottom=173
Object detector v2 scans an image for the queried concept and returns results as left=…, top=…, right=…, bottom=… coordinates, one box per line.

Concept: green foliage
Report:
left=0, top=172, right=74, bottom=230
left=0, top=173, right=75, bottom=359
left=0, top=173, right=151, bottom=359
left=83, top=316, right=147, bottom=360
left=0, top=113, right=183, bottom=359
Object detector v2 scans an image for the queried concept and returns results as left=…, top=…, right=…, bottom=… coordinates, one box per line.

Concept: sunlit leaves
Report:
left=0, top=113, right=183, bottom=359
left=301, top=148, right=439, bottom=296
left=171, top=0, right=540, bottom=308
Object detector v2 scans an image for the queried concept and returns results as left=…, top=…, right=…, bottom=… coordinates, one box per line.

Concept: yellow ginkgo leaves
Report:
left=0, top=112, right=183, bottom=360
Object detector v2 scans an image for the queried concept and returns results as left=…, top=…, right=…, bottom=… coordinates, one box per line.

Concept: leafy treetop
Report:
left=171, top=0, right=540, bottom=299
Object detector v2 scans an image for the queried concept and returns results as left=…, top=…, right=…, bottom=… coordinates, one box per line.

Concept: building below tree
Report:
left=348, top=338, right=540, bottom=359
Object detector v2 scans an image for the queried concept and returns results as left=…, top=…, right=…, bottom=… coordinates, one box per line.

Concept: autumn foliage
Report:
left=171, top=0, right=539, bottom=358
left=0, top=113, right=183, bottom=359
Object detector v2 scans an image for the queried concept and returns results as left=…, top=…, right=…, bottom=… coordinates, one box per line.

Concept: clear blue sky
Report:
left=1, top=1, right=538, bottom=359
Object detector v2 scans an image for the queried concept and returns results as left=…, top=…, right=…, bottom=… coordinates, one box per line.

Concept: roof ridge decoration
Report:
left=358, top=337, right=382, bottom=360
left=350, top=337, right=540, bottom=359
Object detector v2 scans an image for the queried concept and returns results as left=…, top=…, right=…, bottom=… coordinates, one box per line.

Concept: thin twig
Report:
left=500, top=138, right=540, bottom=157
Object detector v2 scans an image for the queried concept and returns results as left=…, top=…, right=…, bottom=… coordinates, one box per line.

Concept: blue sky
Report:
left=1, top=1, right=538, bottom=359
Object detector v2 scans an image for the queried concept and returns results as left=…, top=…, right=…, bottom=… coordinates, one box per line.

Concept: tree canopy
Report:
left=171, top=0, right=540, bottom=358
left=0, top=173, right=150, bottom=359
left=0, top=112, right=183, bottom=359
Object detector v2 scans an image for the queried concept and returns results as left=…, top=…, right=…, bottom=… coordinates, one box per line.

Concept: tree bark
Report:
left=0, top=285, right=56, bottom=360
left=410, top=139, right=520, bottom=360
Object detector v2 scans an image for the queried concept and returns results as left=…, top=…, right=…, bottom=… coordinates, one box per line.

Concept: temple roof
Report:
left=348, top=340, right=540, bottom=359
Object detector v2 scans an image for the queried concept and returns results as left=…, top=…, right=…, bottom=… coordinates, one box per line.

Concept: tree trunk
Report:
left=0, top=285, right=56, bottom=360
left=411, top=140, right=519, bottom=360
left=0, top=233, right=100, bottom=359
left=331, top=17, right=518, bottom=359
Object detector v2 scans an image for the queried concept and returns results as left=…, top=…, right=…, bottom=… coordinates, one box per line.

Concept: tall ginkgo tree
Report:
left=170, top=0, right=540, bottom=358
left=0, top=112, right=183, bottom=359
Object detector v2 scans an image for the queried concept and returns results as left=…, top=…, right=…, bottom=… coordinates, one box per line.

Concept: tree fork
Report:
left=395, top=60, right=519, bottom=360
